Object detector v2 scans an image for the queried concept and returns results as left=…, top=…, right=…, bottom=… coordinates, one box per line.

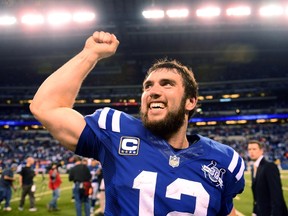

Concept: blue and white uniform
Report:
left=76, top=107, right=245, bottom=216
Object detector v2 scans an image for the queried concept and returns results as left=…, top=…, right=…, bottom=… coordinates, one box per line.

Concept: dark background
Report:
left=0, top=0, right=287, bottom=120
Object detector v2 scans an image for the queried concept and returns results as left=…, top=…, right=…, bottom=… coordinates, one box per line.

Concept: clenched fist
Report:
left=84, top=31, right=120, bottom=62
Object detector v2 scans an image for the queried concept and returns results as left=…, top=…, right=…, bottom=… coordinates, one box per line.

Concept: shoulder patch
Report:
left=202, top=161, right=226, bottom=188
left=118, top=136, right=140, bottom=156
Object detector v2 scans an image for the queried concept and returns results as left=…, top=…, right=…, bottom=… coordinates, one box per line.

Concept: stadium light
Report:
left=142, top=9, right=165, bottom=19
left=21, top=13, right=45, bottom=26
left=259, top=5, right=284, bottom=17
left=166, top=9, right=189, bottom=18
left=226, top=6, right=251, bottom=16
left=47, top=11, right=72, bottom=26
left=196, top=6, right=221, bottom=17
left=0, top=15, right=17, bottom=26
left=72, top=11, right=96, bottom=23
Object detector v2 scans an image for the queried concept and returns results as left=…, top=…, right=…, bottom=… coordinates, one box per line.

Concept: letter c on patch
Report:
left=122, top=138, right=138, bottom=151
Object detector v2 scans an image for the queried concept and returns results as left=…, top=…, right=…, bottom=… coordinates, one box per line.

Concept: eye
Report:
left=143, top=81, right=152, bottom=90
left=161, top=79, right=175, bottom=87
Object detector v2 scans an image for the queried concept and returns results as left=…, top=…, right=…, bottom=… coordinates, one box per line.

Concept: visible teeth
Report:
left=150, top=103, right=164, bottom=109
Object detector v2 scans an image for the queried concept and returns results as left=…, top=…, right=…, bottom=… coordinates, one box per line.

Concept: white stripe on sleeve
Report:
left=235, top=159, right=245, bottom=181
left=112, top=110, right=121, bottom=132
left=228, top=150, right=238, bottom=173
left=98, top=107, right=110, bottom=129
left=228, top=150, right=245, bottom=181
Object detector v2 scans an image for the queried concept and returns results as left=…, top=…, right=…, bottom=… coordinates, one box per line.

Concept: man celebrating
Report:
left=30, top=31, right=245, bottom=215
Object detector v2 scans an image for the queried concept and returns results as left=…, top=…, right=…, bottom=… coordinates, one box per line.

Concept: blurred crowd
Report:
left=187, top=123, right=288, bottom=169
left=1, top=123, right=287, bottom=172
left=0, top=123, right=287, bottom=214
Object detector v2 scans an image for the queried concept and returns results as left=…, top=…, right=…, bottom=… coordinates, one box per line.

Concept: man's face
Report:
left=140, top=68, right=190, bottom=137
left=27, top=157, right=35, bottom=165
left=248, top=143, right=263, bottom=161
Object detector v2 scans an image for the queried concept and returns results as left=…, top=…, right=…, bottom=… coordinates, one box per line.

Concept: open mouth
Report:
left=149, top=102, right=165, bottom=109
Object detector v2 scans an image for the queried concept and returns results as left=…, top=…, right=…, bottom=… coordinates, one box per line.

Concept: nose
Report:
left=148, top=84, right=162, bottom=99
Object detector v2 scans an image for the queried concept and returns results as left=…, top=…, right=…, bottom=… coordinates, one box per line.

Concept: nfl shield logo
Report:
left=169, top=155, right=180, bottom=168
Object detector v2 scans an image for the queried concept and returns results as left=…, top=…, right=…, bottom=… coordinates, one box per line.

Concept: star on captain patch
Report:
left=169, top=155, right=180, bottom=168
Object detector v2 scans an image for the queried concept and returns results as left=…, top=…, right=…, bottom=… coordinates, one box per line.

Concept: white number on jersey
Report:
left=133, top=170, right=210, bottom=216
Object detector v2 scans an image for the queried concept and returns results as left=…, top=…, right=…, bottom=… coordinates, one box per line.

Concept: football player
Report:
left=30, top=31, right=245, bottom=215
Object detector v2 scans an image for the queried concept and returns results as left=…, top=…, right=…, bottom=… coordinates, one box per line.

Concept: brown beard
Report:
left=140, top=96, right=187, bottom=139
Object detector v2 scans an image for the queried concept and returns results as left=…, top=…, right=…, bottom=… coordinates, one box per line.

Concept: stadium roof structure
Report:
left=0, top=1, right=287, bottom=86
left=0, top=0, right=288, bottom=127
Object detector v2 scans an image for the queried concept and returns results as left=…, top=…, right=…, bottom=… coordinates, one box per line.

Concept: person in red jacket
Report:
left=47, top=163, right=62, bottom=211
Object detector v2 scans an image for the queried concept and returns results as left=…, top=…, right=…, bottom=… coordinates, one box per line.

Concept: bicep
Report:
left=41, top=107, right=86, bottom=152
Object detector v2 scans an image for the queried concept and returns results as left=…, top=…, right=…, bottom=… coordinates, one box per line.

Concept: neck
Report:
left=167, top=126, right=189, bottom=149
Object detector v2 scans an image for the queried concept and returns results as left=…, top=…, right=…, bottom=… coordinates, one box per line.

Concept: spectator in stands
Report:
left=69, top=156, right=91, bottom=216
left=18, top=157, right=37, bottom=212
left=0, top=163, right=17, bottom=211
left=248, top=140, right=288, bottom=216
left=47, top=163, right=62, bottom=211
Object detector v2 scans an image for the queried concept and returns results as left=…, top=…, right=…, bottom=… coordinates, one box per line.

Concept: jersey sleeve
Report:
left=220, top=150, right=245, bottom=215
left=75, top=123, right=101, bottom=160
left=75, top=107, right=143, bottom=161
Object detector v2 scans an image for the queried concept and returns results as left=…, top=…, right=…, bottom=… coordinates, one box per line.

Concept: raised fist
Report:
left=84, top=31, right=120, bottom=61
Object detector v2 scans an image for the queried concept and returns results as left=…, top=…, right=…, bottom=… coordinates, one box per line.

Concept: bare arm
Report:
left=30, top=31, right=119, bottom=151
left=3, top=174, right=15, bottom=181
left=228, top=207, right=236, bottom=216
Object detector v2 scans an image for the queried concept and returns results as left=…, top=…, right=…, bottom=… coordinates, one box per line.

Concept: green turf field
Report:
left=2, top=171, right=288, bottom=216
left=234, top=170, right=288, bottom=216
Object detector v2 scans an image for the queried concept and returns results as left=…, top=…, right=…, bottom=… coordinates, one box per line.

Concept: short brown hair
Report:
left=248, top=140, right=264, bottom=149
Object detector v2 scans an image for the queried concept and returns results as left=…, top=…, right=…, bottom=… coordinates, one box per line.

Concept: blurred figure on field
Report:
left=88, top=159, right=101, bottom=215
left=47, top=163, right=62, bottom=211
left=82, top=158, right=88, bottom=165
left=248, top=140, right=288, bottom=216
left=0, top=163, right=18, bottom=211
left=18, top=157, right=37, bottom=212
left=58, top=160, right=67, bottom=174
left=69, top=156, right=91, bottom=216
left=274, top=158, right=282, bottom=171
left=95, top=178, right=105, bottom=216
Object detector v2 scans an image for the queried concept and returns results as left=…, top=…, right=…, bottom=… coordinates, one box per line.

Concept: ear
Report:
left=186, top=97, right=197, bottom=111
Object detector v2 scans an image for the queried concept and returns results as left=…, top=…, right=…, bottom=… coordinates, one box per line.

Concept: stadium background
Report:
left=0, top=0, right=287, bottom=215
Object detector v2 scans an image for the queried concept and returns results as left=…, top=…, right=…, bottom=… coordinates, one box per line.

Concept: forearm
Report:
left=31, top=31, right=119, bottom=115
left=29, top=31, right=119, bottom=150
left=31, top=50, right=98, bottom=114
left=4, top=175, right=15, bottom=181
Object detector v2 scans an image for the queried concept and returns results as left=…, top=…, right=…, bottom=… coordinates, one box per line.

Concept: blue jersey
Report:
left=89, top=164, right=101, bottom=183
left=76, top=107, right=245, bottom=216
